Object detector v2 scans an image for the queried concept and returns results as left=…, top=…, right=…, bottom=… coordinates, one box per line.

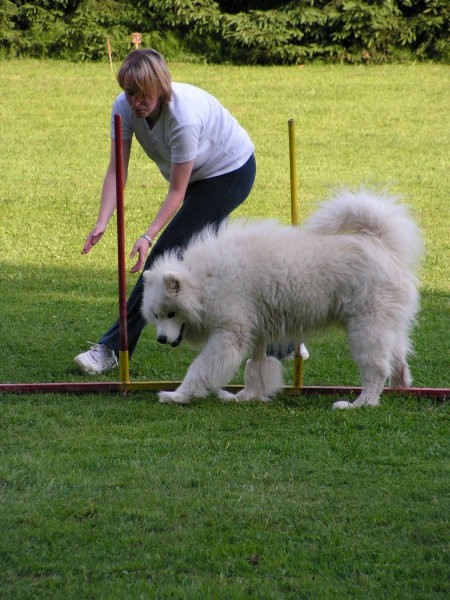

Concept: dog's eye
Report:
left=167, top=312, right=175, bottom=318
left=153, top=312, right=158, bottom=319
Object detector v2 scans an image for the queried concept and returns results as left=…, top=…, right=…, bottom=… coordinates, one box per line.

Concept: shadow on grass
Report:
left=0, top=261, right=448, bottom=390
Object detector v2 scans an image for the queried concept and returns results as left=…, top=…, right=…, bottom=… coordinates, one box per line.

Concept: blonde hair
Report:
left=117, top=49, right=172, bottom=104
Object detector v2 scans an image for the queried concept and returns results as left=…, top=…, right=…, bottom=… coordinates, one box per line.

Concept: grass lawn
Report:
left=0, top=59, right=449, bottom=598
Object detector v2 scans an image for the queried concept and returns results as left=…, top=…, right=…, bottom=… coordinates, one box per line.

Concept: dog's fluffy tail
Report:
left=303, top=188, right=424, bottom=269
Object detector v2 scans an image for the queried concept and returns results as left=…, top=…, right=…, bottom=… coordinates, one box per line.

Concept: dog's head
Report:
left=142, top=270, right=188, bottom=346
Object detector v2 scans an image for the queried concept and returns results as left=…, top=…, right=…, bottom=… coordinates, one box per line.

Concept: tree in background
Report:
left=0, top=0, right=448, bottom=63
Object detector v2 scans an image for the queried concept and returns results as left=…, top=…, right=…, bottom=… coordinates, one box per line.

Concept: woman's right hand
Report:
left=82, top=225, right=106, bottom=254
left=81, top=138, right=131, bottom=255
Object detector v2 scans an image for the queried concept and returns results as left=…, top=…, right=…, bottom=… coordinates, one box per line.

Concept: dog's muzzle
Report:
left=171, top=324, right=184, bottom=347
left=157, top=324, right=184, bottom=347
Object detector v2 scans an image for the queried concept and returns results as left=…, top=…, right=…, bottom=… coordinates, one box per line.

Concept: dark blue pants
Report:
left=101, top=154, right=256, bottom=357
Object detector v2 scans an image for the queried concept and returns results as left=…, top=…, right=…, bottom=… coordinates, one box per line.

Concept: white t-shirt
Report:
left=110, top=82, right=255, bottom=182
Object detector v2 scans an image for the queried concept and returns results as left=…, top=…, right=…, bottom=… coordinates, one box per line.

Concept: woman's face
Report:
left=123, top=74, right=159, bottom=118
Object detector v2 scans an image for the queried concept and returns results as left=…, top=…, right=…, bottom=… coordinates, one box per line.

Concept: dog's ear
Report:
left=162, top=271, right=181, bottom=296
left=142, top=270, right=153, bottom=284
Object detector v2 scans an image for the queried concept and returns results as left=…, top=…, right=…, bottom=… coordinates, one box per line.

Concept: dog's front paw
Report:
left=332, top=399, right=353, bottom=410
left=220, top=388, right=270, bottom=402
left=158, top=390, right=191, bottom=405
left=218, top=389, right=238, bottom=401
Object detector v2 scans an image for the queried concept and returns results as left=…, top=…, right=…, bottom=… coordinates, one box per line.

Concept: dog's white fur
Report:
left=141, top=189, right=423, bottom=408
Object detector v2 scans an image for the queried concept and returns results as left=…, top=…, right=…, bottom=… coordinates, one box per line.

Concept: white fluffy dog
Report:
left=141, top=189, right=423, bottom=408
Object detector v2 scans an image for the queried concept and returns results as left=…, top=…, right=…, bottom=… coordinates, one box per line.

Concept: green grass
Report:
left=0, top=60, right=449, bottom=598
left=1, top=396, right=448, bottom=598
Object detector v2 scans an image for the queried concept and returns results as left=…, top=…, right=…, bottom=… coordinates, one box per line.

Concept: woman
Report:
left=75, top=48, right=256, bottom=374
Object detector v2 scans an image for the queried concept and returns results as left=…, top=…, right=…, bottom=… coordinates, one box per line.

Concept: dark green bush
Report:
left=0, top=0, right=448, bottom=63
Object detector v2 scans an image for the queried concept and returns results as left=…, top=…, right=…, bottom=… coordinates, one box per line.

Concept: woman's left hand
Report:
left=129, top=237, right=151, bottom=273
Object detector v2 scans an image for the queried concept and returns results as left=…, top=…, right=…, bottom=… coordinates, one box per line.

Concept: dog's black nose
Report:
left=157, top=335, right=168, bottom=344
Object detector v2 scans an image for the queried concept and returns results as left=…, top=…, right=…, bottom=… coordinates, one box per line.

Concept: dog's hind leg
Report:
left=389, top=339, right=412, bottom=388
left=390, top=361, right=412, bottom=388
left=220, top=350, right=284, bottom=402
left=333, top=374, right=386, bottom=409
left=159, top=331, right=246, bottom=404
left=333, top=322, right=390, bottom=409
left=241, top=355, right=284, bottom=401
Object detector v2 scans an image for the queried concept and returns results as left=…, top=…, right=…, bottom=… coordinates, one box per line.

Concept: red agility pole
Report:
left=114, top=114, right=130, bottom=384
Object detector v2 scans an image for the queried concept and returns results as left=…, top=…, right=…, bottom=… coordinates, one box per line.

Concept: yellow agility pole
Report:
left=289, top=119, right=299, bottom=227
left=288, top=119, right=305, bottom=389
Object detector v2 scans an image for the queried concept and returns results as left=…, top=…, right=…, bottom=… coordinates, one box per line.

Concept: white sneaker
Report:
left=74, top=343, right=118, bottom=374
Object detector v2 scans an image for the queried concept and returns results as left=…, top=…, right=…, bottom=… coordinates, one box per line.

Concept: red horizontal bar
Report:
left=0, top=382, right=125, bottom=394
left=0, top=382, right=447, bottom=398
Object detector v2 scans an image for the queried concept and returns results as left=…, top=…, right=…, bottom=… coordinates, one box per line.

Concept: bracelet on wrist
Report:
left=141, top=234, right=153, bottom=246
